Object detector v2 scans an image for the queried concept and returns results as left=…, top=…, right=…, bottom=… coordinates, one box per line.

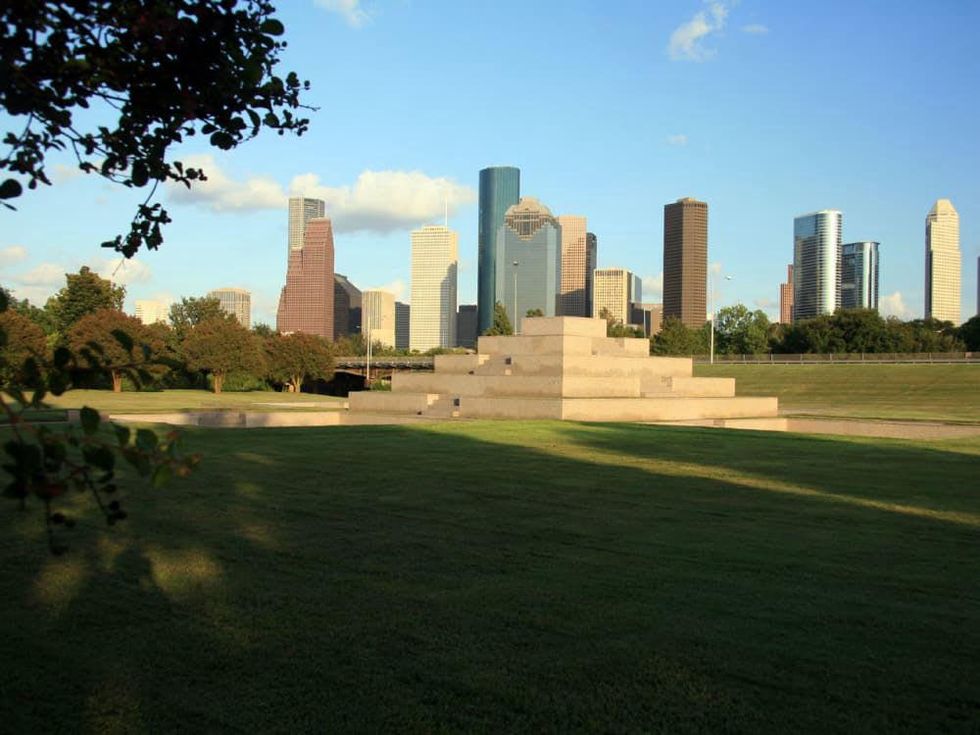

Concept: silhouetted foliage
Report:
left=958, top=315, right=980, bottom=351
left=0, top=309, right=48, bottom=386
left=1, top=0, right=311, bottom=257
left=67, top=308, right=157, bottom=392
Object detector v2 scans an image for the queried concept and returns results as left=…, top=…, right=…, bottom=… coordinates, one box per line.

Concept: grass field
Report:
left=696, top=364, right=980, bottom=423
left=32, top=388, right=346, bottom=414
left=2, top=421, right=978, bottom=732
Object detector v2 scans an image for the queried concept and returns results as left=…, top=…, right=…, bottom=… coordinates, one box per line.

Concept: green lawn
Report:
left=2, top=421, right=978, bottom=732
left=33, top=388, right=346, bottom=414
left=696, top=364, right=980, bottom=423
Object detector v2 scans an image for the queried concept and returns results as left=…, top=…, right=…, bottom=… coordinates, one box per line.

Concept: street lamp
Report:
left=364, top=302, right=372, bottom=384
left=709, top=272, right=733, bottom=365
left=512, top=260, right=519, bottom=334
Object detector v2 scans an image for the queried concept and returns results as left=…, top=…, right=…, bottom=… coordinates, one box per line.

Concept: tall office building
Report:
left=841, top=242, right=880, bottom=311
left=558, top=215, right=589, bottom=317
left=585, top=232, right=598, bottom=317
left=793, top=210, right=842, bottom=321
left=925, top=199, right=960, bottom=324
left=456, top=304, right=478, bottom=348
left=478, top=166, right=520, bottom=334
left=663, top=197, right=708, bottom=327
left=633, top=302, right=663, bottom=336
left=288, top=197, right=325, bottom=255
left=208, top=287, right=251, bottom=328
left=410, top=225, right=458, bottom=351
left=395, top=302, right=410, bottom=350
left=593, top=268, right=641, bottom=325
left=134, top=299, right=170, bottom=325
left=778, top=265, right=794, bottom=324
left=495, top=197, right=562, bottom=333
left=277, top=218, right=334, bottom=339
left=334, top=273, right=362, bottom=337
left=361, top=290, right=396, bottom=348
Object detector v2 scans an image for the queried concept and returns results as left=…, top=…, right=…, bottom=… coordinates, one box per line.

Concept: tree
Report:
left=46, top=266, right=125, bottom=336
left=525, top=308, right=544, bottom=318
left=67, top=308, right=152, bottom=392
left=1, top=1, right=311, bottom=257
left=483, top=302, right=513, bottom=336
left=715, top=304, right=770, bottom=354
left=651, top=317, right=709, bottom=356
left=266, top=332, right=333, bottom=393
left=0, top=309, right=48, bottom=386
left=182, top=318, right=264, bottom=393
left=959, top=315, right=980, bottom=351
left=252, top=322, right=276, bottom=338
left=169, top=296, right=232, bottom=340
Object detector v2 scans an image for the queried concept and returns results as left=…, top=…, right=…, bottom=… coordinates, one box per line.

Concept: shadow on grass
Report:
left=2, top=422, right=978, bottom=733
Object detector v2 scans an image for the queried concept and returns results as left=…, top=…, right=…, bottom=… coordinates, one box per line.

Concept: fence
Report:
left=693, top=352, right=979, bottom=365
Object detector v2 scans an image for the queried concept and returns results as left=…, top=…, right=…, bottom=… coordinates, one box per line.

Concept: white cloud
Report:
left=52, top=163, right=84, bottom=183
left=168, top=156, right=476, bottom=235
left=291, top=170, right=476, bottom=234
left=880, top=291, right=913, bottom=320
left=741, top=23, right=769, bottom=34
left=0, top=245, right=28, bottom=269
left=668, top=1, right=730, bottom=61
left=168, top=154, right=286, bottom=212
left=314, top=0, right=371, bottom=27
left=640, top=273, right=663, bottom=303
left=666, top=134, right=688, bottom=147
left=17, top=262, right=66, bottom=287
left=97, top=257, right=153, bottom=286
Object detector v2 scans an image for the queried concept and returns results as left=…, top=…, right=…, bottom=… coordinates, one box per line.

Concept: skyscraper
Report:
left=410, top=225, right=458, bottom=351
left=208, top=287, right=251, bottom=328
left=663, top=197, right=708, bottom=327
left=134, top=299, right=170, bottom=325
left=361, top=290, right=395, bottom=348
left=793, top=210, right=842, bottom=321
left=558, top=215, right=589, bottom=317
left=456, top=304, right=478, bottom=348
left=495, top=197, right=562, bottom=333
left=395, top=302, right=411, bottom=349
left=585, top=232, right=598, bottom=317
left=841, top=242, right=880, bottom=311
left=277, top=218, right=335, bottom=339
left=593, top=268, right=641, bottom=325
left=334, top=273, right=362, bottom=337
left=288, top=197, right=325, bottom=254
left=779, top=265, right=794, bottom=324
left=478, top=166, right=520, bottom=334
left=925, top=199, right=960, bottom=324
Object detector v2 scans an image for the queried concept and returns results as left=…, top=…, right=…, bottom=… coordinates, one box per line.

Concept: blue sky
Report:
left=2, top=0, right=978, bottom=325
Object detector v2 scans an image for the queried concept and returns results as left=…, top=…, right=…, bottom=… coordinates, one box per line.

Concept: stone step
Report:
left=640, top=376, right=735, bottom=397
left=520, top=316, right=607, bottom=338
left=468, top=354, right=692, bottom=379
left=393, top=373, right=644, bottom=398
left=347, top=391, right=440, bottom=414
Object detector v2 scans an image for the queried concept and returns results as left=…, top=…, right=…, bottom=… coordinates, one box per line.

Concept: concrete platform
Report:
left=348, top=316, right=780, bottom=424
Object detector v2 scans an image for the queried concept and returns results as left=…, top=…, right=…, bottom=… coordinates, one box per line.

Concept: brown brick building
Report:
left=277, top=217, right=335, bottom=339
left=663, top=197, right=707, bottom=327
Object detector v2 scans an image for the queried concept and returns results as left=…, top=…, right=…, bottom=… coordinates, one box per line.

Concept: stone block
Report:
left=520, top=316, right=607, bottom=338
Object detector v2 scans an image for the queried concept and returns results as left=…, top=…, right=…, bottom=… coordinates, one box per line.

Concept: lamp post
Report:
left=364, top=302, right=372, bottom=384
left=709, top=272, right=733, bottom=365
left=512, top=260, right=519, bottom=334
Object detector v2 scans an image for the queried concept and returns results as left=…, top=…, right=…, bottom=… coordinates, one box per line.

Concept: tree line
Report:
left=1, top=267, right=334, bottom=394
left=651, top=304, right=980, bottom=356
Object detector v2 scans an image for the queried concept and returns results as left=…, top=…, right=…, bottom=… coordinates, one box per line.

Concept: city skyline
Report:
left=1, top=2, right=977, bottom=325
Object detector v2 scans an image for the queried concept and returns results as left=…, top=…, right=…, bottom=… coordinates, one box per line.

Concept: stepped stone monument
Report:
left=348, top=317, right=778, bottom=422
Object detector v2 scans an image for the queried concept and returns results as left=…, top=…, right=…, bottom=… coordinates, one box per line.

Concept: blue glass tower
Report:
left=478, top=166, right=520, bottom=334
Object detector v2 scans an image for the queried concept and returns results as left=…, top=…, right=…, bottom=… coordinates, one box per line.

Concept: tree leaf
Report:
left=80, top=407, right=101, bottom=436
left=0, top=179, right=23, bottom=200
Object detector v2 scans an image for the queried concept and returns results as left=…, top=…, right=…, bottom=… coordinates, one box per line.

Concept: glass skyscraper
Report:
left=495, top=197, right=561, bottom=333
left=478, top=166, right=520, bottom=334
left=841, top=241, right=879, bottom=311
left=793, top=210, right=842, bottom=321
